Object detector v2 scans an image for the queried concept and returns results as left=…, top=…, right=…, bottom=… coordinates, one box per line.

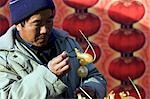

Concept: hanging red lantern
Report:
left=108, top=28, right=145, bottom=53
left=63, top=0, right=98, bottom=9
left=0, top=15, right=9, bottom=36
left=0, top=0, right=8, bottom=7
left=63, top=12, right=101, bottom=38
left=109, top=84, right=145, bottom=99
left=109, top=56, right=145, bottom=81
left=77, top=38, right=101, bottom=63
left=108, top=0, right=145, bottom=25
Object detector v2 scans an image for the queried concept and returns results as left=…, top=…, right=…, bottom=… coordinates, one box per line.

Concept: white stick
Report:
left=79, top=87, right=92, bottom=99
left=79, top=30, right=96, bottom=61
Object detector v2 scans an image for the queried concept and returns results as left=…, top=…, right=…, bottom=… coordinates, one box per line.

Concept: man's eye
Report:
left=34, top=22, right=41, bottom=26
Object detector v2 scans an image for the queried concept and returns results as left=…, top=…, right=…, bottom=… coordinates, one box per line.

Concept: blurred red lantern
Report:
left=63, top=0, right=98, bottom=9
left=0, top=0, right=8, bottom=7
left=77, top=38, right=101, bottom=63
left=108, top=0, right=145, bottom=25
left=63, top=13, right=101, bottom=38
left=109, top=56, right=145, bottom=81
left=108, top=28, right=145, bottom=53
left=109, top=84, right=145, bottom=99
left=0, top=15, right=9, bottom=36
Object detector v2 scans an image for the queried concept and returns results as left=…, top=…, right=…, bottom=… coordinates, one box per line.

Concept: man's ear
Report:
left=16, top=24, right=22, bottom=31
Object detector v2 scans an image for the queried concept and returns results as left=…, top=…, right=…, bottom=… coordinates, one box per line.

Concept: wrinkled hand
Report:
left=74, top=86, right=96, bottom=98
left=48, top=51, right=70, bottom=76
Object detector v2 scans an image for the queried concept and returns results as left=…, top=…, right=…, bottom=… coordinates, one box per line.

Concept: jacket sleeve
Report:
left=72, top=38, right=107, bottom=98
left=0, top=52, right=67, bottom=99
left=83, top=63, right=107, bottom=98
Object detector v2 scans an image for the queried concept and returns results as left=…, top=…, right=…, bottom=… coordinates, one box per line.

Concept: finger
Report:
left=49, top=57, right=69, bottom=74
left=54, top=57, right=69, bottom=70
left=61, top=51, right=68, bottom=58
left=59, top=64, right=70, bottom=73
left=52, top=51, right=68, bottom=64
left=55, top=64, right=70, bottom=76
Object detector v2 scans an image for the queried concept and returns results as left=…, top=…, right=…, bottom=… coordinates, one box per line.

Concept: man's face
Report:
left=16, top=9, right=54, bottom=47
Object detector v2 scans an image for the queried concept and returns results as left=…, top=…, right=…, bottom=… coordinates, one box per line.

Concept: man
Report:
left=0, top=0, right=106, bottom=98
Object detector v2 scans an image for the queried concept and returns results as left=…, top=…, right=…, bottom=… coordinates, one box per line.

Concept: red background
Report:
left=0, top=0, right=150, bottom=98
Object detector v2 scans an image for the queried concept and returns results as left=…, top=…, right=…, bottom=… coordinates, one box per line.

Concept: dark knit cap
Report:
left=9, top=0, right=55, bottom=24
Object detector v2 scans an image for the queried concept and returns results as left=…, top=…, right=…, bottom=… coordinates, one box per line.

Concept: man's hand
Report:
left=48, top=51, right=70, bottom=76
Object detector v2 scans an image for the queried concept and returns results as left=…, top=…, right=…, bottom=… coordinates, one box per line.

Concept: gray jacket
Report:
left=0, top=26, right=106, bottom=99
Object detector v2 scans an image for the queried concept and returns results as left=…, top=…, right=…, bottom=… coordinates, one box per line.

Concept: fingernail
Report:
left=62, top=51, right=68, bottom=58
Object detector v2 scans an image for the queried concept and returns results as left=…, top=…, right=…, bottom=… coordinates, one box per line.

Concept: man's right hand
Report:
left=48, top=51, right=70, bottom=76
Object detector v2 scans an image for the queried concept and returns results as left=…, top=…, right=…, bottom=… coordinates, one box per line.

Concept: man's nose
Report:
left=40, top=25, right=47, bottom=34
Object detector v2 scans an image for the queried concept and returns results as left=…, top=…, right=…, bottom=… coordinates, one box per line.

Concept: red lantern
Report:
left=108, top=0, right=145, bottom=25
left=108, top=28, right=145, bottom=53
left=0, top=0, right=8, bottom=7
left=63, top=13, right=101, bottom=38
left=77, top=38, right=101, bottom=63
left=109, top=56, right=145, bottom=81
left=63, top=0, right=98, bottom=9
left=109, top=84, right=145, bottom=99
left=0, top=15, right=9, bottom=36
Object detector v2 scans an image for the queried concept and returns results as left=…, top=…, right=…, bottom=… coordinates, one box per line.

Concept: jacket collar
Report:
left=0, top=25, right=16, bottom=49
